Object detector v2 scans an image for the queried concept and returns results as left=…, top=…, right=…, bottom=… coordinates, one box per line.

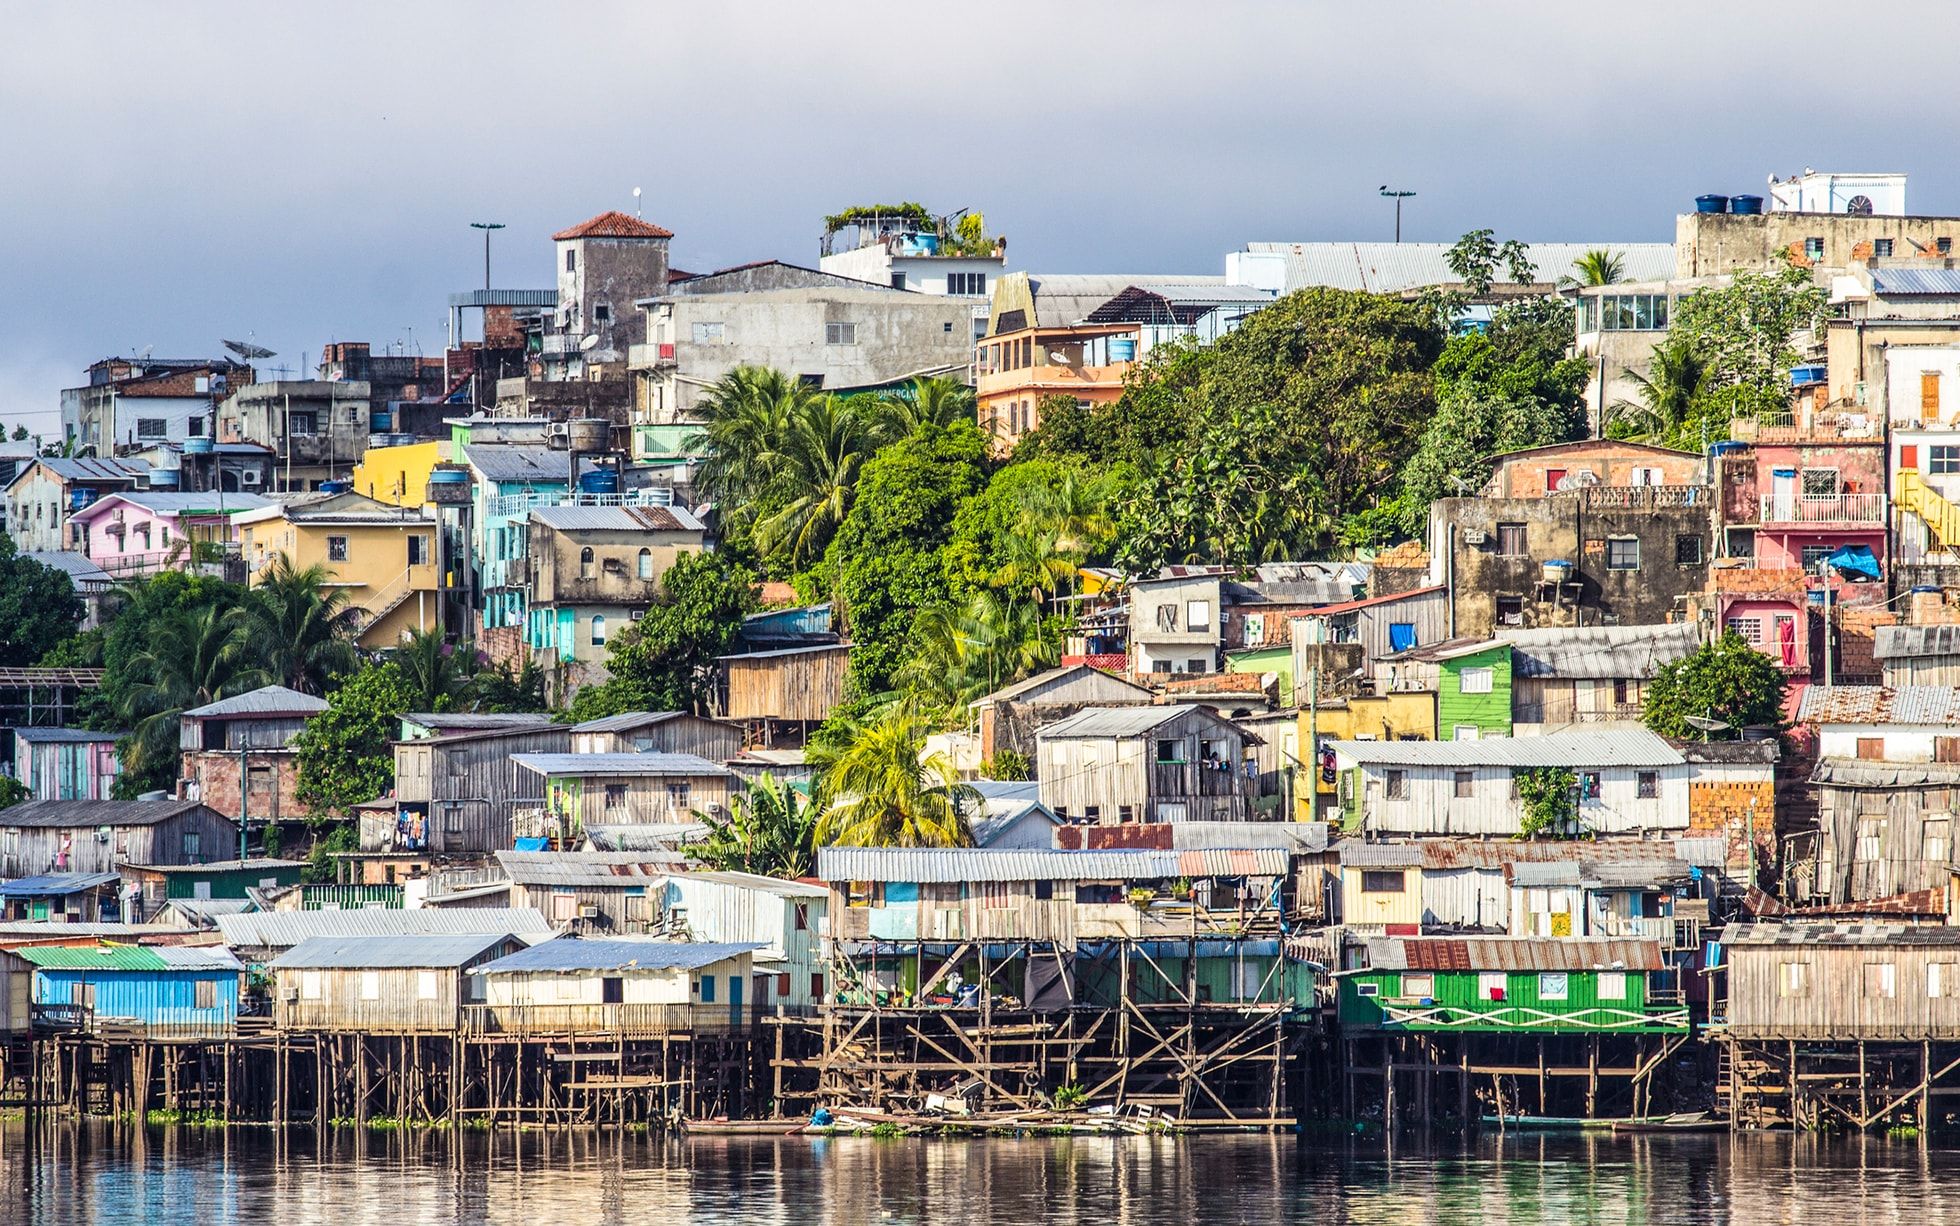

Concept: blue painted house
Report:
left=16, top=943, right=243, bottom=1029
left=462, top=444, right=588, bottom=635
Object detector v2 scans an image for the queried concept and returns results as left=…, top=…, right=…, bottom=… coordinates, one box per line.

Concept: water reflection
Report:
left=3, top=1122, right=1958, bottom=1224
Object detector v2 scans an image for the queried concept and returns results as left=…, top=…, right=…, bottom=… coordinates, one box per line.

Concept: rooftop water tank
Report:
left=427, top=469, right=470, bottom=486
left=184, top=436, right=215, bottom=455
left=148, top=468, right=180, bottom=488
left=1791, top=364, right=1827, bottom=388
left=568, top=418, right=610, bottom=452
left=1709, top=441, right=1747, bottom=456
left=578, top=469, right=620, bottom=495
left=1730, top=194, right=1764, bottom=216
left=319, top=480, right=351, bottom=495
left=1108, top=337, right=1138, bottom=362
left=1695, top=194, right=1730, bottom=214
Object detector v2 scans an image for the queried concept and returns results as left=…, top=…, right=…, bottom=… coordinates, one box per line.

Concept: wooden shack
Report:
left=11, top=727, right=120, bottom=802
left=1337, top=936, right=1684, bottom=1033
left=269, top=932, right=524, bottom=1031
left=177, top=684, right=328, bottom=823
left=0, top=799, right=234, bottom=878
left=968, top=664, right=1155, bottom=767
left=0, top=872, right=122, bottom=922
left=18, top=943, right=243, bottom=1031
left=1723, top=922, right=1960, bottom=1041
left=658, top=871, right=829, bottom=1010
left=381, top=723, right=572, bottom=854
left=570, top=710, right=743, bottom=759
left=510, top=752, right=736, bottom=841
left=716, top=643, right=850, bottom=747
left=493, top=850, right=687, bottom=930
left=1036, top=704, right=1259, bottom=824
left=474, top=937, right=762, bottom=1033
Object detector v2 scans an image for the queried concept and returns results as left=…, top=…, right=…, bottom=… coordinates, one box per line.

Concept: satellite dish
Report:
left=1684, top=715, right=1731, bottom=733
left=579, top=334, right=600, bottom=352
left=223, top=338, right=276, bottom=361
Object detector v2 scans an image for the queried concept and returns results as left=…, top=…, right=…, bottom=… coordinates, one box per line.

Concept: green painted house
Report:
left=1433, top=641, right=1512, bottom=739
left=1225, top=646, right=1294, bottom=705
left=1337, top=936, right=1686, bottom=1033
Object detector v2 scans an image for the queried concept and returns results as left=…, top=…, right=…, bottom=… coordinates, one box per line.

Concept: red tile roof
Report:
left=553, top=211, right=674, bottom=240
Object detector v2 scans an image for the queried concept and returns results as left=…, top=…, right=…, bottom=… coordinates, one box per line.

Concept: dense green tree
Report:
left=686, top=774, right=818, bottom=877
left=460, top=656, right=550, bottom=713
left=1444, top=229, right=1537, bottom=298
left=1561, top=249, right=1625, bottom=288
left=0, top=534, right=85, bottom=668
left=234, top=555, right=364, bottom=694
left=9, top=424, right=28, bottom=441
left=0, top=773, right=28, bottom=810
left=880, top=375, right=976, bottom=435
left=895, top=591, right=1056, bottom=722
left=1608, top=338, right=1711, bottom=449
left=810, top=703, right=977, bottom=847
left=1642, top=631, right=1790, bottom=740
left=825, top=421, right=990, bottom=695
left=752, top=393, right=883, bottom=569
left=292, top=661, right=418, bottom=817
left=113, top=602, right=253, bottom=796
left=392, top=627, right=469, bottom=713
left=1666, top=258, right=1828, bottom=425
left=564, top=550, right=760, bottom=721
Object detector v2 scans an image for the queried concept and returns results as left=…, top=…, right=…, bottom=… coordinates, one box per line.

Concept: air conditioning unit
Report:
left=577, top=904, right=599, bottom=919
left=1462, top=529, right=1488, bottom=545
left=282, top=987, right=299, bottom=1002
left=241, top=471, right=263, bottom=486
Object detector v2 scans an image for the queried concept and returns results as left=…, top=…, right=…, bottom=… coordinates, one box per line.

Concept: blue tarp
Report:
left=1388, top=622, right=1418, bottom=652
left=513, top=837, right=549, bottom=852
left=1826, top=544, right=1882, bottom=582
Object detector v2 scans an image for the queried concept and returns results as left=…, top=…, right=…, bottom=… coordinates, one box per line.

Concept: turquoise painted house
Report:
left=16, top=943, right=243, bottom=1029
left=462, top=444, right=587, bottom=634
left=1337, top=936, right=1685, bottom=1033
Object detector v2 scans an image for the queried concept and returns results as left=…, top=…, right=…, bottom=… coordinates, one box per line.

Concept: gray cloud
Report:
left=3, top=0, right=1956, bottom=428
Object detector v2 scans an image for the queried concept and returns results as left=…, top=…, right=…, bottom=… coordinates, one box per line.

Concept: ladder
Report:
left=1895, top=468, right=1960, bottom=555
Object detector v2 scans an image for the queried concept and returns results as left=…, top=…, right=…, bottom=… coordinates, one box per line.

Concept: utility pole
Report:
left=470, top=221, right=505, bottom=292
left=1379, top=186, right=1416, bottom=243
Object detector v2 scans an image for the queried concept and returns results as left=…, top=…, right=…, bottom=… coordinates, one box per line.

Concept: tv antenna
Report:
left=223, top=338, right=276, bottom=362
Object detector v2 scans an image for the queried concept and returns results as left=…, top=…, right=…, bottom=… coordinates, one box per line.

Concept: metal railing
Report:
left=1758, top=492, right=1887, bottom=525
left=487, top=488, right=682, bottom=520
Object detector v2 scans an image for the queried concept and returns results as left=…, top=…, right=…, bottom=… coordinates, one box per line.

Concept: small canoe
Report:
left=683, top=1118, right=807, bottom=1136
left=1612, top=1113, right=1725, bottom=1134
left=1480, top=1115, right=1614, bottom=1132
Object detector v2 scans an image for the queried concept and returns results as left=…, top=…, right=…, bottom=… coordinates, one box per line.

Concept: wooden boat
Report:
left=1610, top=1112, right=1725, bottom=1134
left=682, top=1118, right=808, bottom=1136
left=1480, top=1115, right=1614, bottom=1132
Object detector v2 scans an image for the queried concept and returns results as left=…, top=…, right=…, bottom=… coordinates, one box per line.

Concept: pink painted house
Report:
left=67, top=490, right=272, bottom=579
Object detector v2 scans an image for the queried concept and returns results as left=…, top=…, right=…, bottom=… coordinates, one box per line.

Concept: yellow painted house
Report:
left=1297, top=692, right=1437, bottom=821
left=233, top=491, right=441, bottom=648
left=351, top=440, right=448, bottom=507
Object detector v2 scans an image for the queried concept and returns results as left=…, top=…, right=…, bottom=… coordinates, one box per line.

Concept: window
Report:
left=699, top=975, right=715, bottom=1003
left=1675, top=535, right=1703, bottom=565
left=443, top=807, right=463, bottom=834
left=591, top=615, right=606, bottom=645
left=1479, top=972, right=1507, bottom=1002
left=1118, top=805, right=1135, bottom=823
left=1084, top=805, right=1101, bottom=824
left=417, top=970, right=439, bottom=1001
left=327, top=536, right=348, bottom=562
left=1456, top=665, right=1497, bottom=696
left=1597, top=971, right=1627, bottom=1001
left=1384, top=769, right=1406, bottom=800
left=1153, top=602, right=1179, bottom=632
left=361, top=971, right=381, bottom=1001
left=1356, top=983, right=1380, bottom=998
left=1186, top=600, right=1212, bottom=631
left=1942, top=239, right=1955, bottom=256
left=604, top=783, right=627, bottom=811
left=1874, top=238, right=1894, bottom=258
left=775, top=973, right=791, bottom=998
left=948, top=272, right=988, bottom=295
left=1360, top=870, right=1405, bottom=894
left=1865, top=962, right=1897, bottom=998
left=1804, top=237, right=1824, bottom=261
left=1034, top=879, right=1054, bottom=900
left=182, top=832, right=201, bottom=859
left=1857, top=814, right=1887, bottom=862
left=1495, top=598, right=1524, bottom=628
left=1778, top=961, right=1809, bottom=997
left=1401, top=973, right=1434, bottom=999
left=1932, top=445, right=1960, bottom=475
left=637, top=548, right=653, bottom=580
left=1242, top=613, right=1265, bottom=646
left=1454, top=770, right=1474, bottom=798
left=136, top=418, right=168, bottom=439
left=1857, top=737, right=1886, bottom=761
left=1594, top=294, right=1671, bottom=332
left=565, top=248, right=576, bottom=272
left=1926, top=818, right=1953, bottom=864
left=194, top=979, right=217, bottom=1010
left=594, top=303, right=611, bottom=324
left=580, top=546, right=595, bottom=579
left=188, top=417, right=205, bottom=437
left=982, top=881, right=1010, bottom=909
left=1933, top=963, right=1957, bottom=999
left=1613, top=678, right=1630, bottom=706
left=1538, top=973, right=1569, bottom=1001
left=794, top=903, right=809, bottom=931
left=1155, top=739, right=1182, bottom=764
left=407, top=534, right=428, bottom=566
left=1496, top=522, right=1527, bottom=556
left=667, top=783, right=691, bottom=810
left=691, top=322, right=724, bottom=344
left=1578, top=771, right=1601, bottom=800
left=825, top=322, right=857, bottom=345
left=811, top=972, right=825, bottom=999
left=1606, top=538, right=1640, bottom=570
left=1801, top=468, right=1840, bottom=498
left=291, top=411, right=317, bottom=435
left=1637, top=770, right=1659, bottom=799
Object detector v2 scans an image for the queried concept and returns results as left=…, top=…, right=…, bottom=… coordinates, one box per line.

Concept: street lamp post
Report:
left=1378, top=187, right=1416, bottom=243
left=470, top=221, right=505, bottom=291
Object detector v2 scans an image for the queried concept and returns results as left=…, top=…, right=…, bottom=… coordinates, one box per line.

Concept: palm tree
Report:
left=753, top=394, right=879, bottom=569
left=392, top=627, right=468, bottom=712
left=1562, top=249, right=1626, bottom=289
left=1024, top=468, right=1115, bottom=564
left=118, top=603, right=254, bottom=790
left=990, top=520, right=1078, bottom=610
left=1611, top=340, right=1709, bottom=446
left=234, top=555, right=364, bottom=693
left=880, top=376, right=975, bottom=436
left=898, top=592, right=1056, bottom=718
left=687, top=774, right=818, bottom=877
left=687, top=366, right=814, bottom=506
left=812, top=703, right=977, bottom=847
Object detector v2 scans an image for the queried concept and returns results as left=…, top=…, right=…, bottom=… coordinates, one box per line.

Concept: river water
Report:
left=4, top=1123, right=1958, bottom=1224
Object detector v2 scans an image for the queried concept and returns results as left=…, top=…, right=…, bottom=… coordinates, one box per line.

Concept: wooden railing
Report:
left=459, top=1002, right=747, bottom=1038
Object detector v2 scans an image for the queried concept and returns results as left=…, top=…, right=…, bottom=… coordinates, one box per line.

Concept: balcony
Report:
left=1758, top=492, right=1886, bottom=527
left=1731, top=411, right=1881, bottom=445
left=460, top=1003, right=749, bottom=1038
left=1580, top=484, right=1708, bottom=510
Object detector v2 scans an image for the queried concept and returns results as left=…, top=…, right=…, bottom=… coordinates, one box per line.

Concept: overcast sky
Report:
left=4, top=1, right=1956, bottom=431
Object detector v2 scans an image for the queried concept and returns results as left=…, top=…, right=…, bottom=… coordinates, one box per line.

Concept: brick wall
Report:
left=1688, top=778, right=1776, bottom=876
left=1056, top=823, right=1174, bottom=850
left=185, top=750, right=304, bottom=822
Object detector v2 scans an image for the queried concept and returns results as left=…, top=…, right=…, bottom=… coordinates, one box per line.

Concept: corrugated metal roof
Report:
left=495, top=850, right=688, bottom=886
left=529, top=504, right=705, bottom=533
left=269, top=933, right=515, bottom=970
left=584, top=823, right=707, bottom=851
left=0, top=873, right=118, bottom=896
left=717, top=643, right=852, bottom=661
left=1869, top=267, right=1960, bottom=297
left=1242, top=241, right=1676, bottom=295
left=403, top=712, right=555, bottom=734
left=157, top=898, right=256, bottom=928
left=1723, top=922, right=1960, bottom=947
left=1675, top=740, right=1780, bottom=765
left=1810, top=758, right=1960, bottom=788
left=1798, top=684, right=1960, bottom=726
left=1508, top=862, right=1584, bottom=887
left=462, top=444, right=587, bottom=484
left=75, top=491, right=273, bottom=518
left=14, top=943, right=240, bottom=971
left=1165, top=821, right=1329, bottom=853
left=215, top=907, right=553, bottom=949
left=1336, top=837, right=1721, bottom=871
left=975, top=663, right=1154, bottom=707
left=30, top=457, right=150, bottom=484
left=1509, top=859, right=1689, bottom=889
left=1872, top=625, right=1960, bottom=660
left=181, top=685, right=328, bottom=719
left=969, top=780, right=1040, bottom=802
left=1038, top=704, right=1216, bottom=740
left=571, top=710, right=690, bottom=734
left=815, top=846, right=1289, bottom=884
left=1330, top=728, right=1683, bottom=768
left=0, top=799, right=211, bottom=829
left=20, top=552, right=114, bottom=585
left=1502, top=623, right=1700, bottom=680
left=511, top=752, right=733, bottom=779
left=0, top=922, right=168, bottom=938
left=662, top=870, right=827, bottom=899
left=477, top=937, right=761, bottom=974
left=1020, top=274, right=1227, bottom=328
left=1364, top=936, right=1665, bottom=973
left=970, top=803, right=1060, bottom=846
left=11, top=727, right=119, bottom=743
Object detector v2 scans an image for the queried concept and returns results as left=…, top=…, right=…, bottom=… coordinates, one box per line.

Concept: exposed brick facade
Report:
left=183, top=750, right=304, bottom=822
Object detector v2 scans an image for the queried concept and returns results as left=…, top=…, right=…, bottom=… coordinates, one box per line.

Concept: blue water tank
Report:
left=1730, top=194, right=1764, bottom=216
left=1791, top=364, right=1827, bottom=388
left=1695, top=194, right=1730, bottom=214
left=578, top=469, right=620, bottom=495
left=319, top=480, right=351, bottom=494
left=148, top=468, right=180, bottom=488
left=1709, top=441, right=1747, bottom=456
left=184, top=436, right=215, bottom=455
left=1108, top=337, right=1138, bottom=362
left=427, top=469, right=469, bottom=486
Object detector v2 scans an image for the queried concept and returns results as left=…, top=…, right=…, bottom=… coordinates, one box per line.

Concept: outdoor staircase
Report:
left=1895, top=469, right=1960, bottom=554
